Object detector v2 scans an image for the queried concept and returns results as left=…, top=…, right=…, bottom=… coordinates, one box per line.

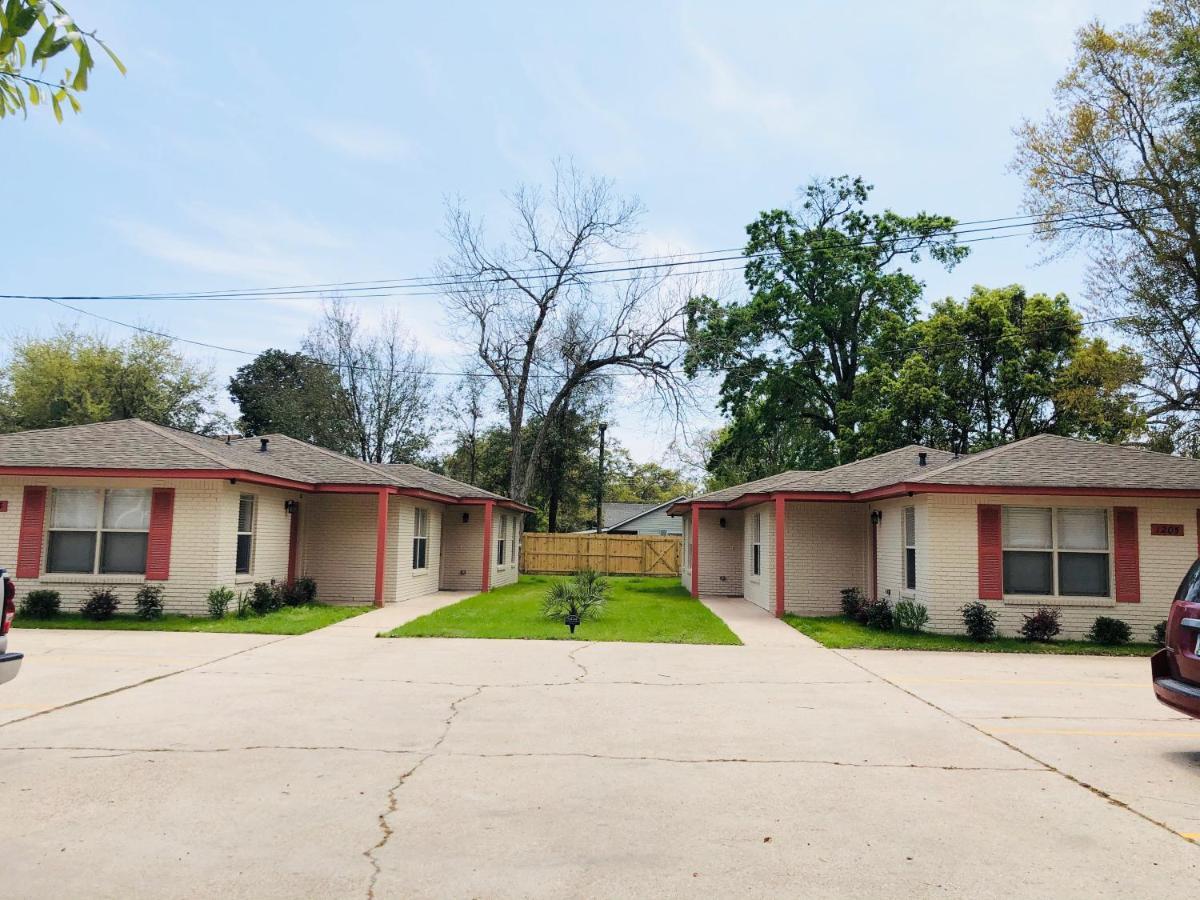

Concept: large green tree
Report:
left=1, top=1, right=123, bottom=121
left=686, top=176, right=968, bottom=476
left=0, top=330, right=225, bottom=433
left=228, top=349, right=354, bottom=450
left=854, top=285, right=1146, bottom=454
left=1014, top=0, right=1200, bottom=450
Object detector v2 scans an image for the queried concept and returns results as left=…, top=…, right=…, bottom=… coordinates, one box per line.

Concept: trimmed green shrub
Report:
left=541, top=570, right=609, bottom=631
left=1086, top=616, right=1132, bottom=646
left=893, top=599, right=929, bottom=633
left=840, top=587, right=864, bottom=619
left=133, top=584, right=164, bottom=620
left=961, top=602, right=998, bottom=642
left=207, top=587, right=234, bottom=620
left=862, top=598, right=894, bottom=631
left=249, top=581, right=284, bottom=615
left=1153, top=620, right=1168, bottom=648
left=280, top=576, right=318, bottom=606
left=81, top=587, right=120, bottom=621
left=1019, top=607, right=1062, bottom=642
left=20, top=589, right=61, bottom=619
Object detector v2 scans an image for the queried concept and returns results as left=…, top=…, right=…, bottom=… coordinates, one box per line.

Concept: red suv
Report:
left=1152, top=558, right=1200, bottom=717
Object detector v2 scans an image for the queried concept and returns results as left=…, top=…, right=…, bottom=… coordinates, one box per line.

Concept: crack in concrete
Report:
left=362, top=685, right=484, bottom=900
left=3, top=744, right=423, bottom=756
left=0, top=636, right=292, bottom=731
left=567, top=642, right=592, bottom=682
left=834, top=649, right=1198, bottom=846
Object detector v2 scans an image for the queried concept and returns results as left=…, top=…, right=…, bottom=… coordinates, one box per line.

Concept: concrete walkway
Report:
left=700, top=595, right=820, bottom=646
left=1, top=590, right=1198, bottom=897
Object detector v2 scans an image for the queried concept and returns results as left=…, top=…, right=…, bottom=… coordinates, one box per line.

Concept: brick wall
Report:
left=441, top=509, right=483, bottom=591
left=695, top=508, right=743, bottom=596
left=783, top=501, right=868, bottom=615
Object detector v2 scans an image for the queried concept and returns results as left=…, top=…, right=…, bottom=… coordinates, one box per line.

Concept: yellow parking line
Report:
left=992, top=727, right=1198, bottom=738
left=1180, top=833, right=1200, bottom=840
left=900, top=678, right=1142, bottom=688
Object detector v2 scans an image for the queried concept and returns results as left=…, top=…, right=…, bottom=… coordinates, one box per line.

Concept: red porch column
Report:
left=774, top=495, right=786, bottom=617
left=481, top=500, right=495, bottom=592
left=690, top=510, right=700, bottom=597
left=286, top=502, right=300, bottom=584
left=373, top=488, right=389, bottom=608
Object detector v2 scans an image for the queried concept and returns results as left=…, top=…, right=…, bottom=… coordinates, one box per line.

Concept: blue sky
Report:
left=4, top=0, right=1149, bottom=463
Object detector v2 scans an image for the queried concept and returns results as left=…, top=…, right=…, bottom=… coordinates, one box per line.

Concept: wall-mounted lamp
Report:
left=462, top=512, right=470, bottom=524
left=719, top=517, right=727, bottom=528
left=870, top=510, right=882, bottom=526
left=284, top=499, right=299, bottom=515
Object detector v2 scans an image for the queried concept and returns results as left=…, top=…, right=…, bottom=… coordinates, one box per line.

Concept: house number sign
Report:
left=1151, top=523, right=1185, bottom=537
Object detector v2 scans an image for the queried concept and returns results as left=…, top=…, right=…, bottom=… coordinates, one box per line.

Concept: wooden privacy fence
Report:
left=521, top=533, right=683, bottom=577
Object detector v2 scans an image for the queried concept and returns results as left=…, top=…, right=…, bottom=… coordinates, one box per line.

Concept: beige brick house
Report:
left=672, top=436, right=1200, bottom=640
left=0, top=419, right=529, bottom=615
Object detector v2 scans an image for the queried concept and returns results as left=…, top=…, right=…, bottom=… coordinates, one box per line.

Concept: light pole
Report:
left=596, top=422, right=607, bottom=533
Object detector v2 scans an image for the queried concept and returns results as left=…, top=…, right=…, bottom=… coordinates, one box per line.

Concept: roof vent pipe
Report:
left=918, top=451, right=927, bottom=467
left=259, top=438, right=269, bottom=453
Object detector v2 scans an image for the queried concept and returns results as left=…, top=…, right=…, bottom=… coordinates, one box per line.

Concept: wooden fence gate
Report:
left=521, top=533, right=682, bottom=577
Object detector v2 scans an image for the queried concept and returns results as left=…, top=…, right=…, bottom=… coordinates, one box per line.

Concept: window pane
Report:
left=752, top=544, right=761, bottom=576
left=1057, top=509, right=1107, bottom=551
left=100, top=532, right=148, bottom=574
left=414, top=508, right=427, bottom=537
left=237, top=496, right=255, bottom=534
left=1003, top=550, right=1053, bottom=594
left=1059, top=553, right=1110, bottom=596
left=47, top=531, right=96, bottom=573
left=903, top=506, right=916, bottom=547
left=753, top=514, right=762, bottom=543
left=1003, top=507, right=1052, bottom=549
left=236, top=534, right=252, bottom=574
left=104, top=489, right=150, bottom=530
left=905, top=548, right=916, bottom=590
left=51, top=489, right=98, bottom=529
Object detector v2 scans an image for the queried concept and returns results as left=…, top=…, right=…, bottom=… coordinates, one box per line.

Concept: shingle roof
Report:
left=676, top=434, right=1200, bottom=509
left=0, top=419, right=523, bottom=505
left=688, top=445, right=954, bottom=504
left=909, top=433, right=1200, bottom=492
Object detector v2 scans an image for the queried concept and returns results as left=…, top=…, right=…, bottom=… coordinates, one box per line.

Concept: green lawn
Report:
left=15, top=603, right=371, bottom=635
left=785, top=615, right=1157, bottom=657
left=384, top=575, right=741, bottom=645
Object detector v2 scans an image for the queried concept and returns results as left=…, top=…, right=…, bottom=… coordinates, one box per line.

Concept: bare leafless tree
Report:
left=302, top=298, right=433, bottom=464
left=440, top=162, right=691, bottom=504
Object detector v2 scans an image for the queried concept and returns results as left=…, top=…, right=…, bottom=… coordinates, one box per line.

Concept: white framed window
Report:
left=751, top=513, right=762, bottom=577
left=902, top=506, right=916, bottom=592
left=235, top=494, right=256, bottom=575
left=497, top=515, right=507, bottom=566
left=1002, top=507, right=1110, bottom=597
left=47, top=488, right=151, bottom=575
left=412, top=508, right=429, bottom=570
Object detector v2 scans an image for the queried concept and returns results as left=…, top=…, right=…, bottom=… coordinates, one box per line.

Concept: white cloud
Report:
left=303, top=120, right=413, bottom=163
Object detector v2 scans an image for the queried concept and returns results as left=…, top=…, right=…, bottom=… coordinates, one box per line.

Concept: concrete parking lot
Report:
left=0, top=595, right=1196, bottom=898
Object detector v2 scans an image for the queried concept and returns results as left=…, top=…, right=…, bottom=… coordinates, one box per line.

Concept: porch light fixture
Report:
left=284, top=499, right=299, bottom=514
left=870, top=510, right=882, bottom=525
left=462, top=512, right=470, bottom=523
left=719, top=517, right=727, bottom=528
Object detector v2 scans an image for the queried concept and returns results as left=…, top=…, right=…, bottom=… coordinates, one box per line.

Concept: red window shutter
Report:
left=145, top=488, right=176, bottom=581
left=1113, top=506, right=1140, bottom=603
left=977, top=505, right=1003, bottom=601
left=16, top=486, right=47, bottom=579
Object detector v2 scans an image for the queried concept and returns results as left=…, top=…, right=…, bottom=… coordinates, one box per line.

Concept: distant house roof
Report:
left=670, top=435, right=1200, bottom=512
left=602, top=496, right=688, bottom=531
left=0, top=419, right=529, bottom=509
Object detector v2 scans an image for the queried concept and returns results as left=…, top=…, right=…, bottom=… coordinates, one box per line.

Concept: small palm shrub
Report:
left=20, top=589, right=61, bottom=619
left=840, top=587, right=864, bottom=619
left=862, top=598, right=894, bottom=631
left=81, top=587, right=120, bottom=621
left=893, top=599, right=929, bottom=633
left=207, top=587, right=234, bottom=620
left=133, top=584, right=164, bottom=620
left=1086, top=616, right=1132, bottom=646
left=1153, top=620, right=1168, bottom=648
left=961, top=602, right=998, bottom=642
left=1019, top=607, right=1062, bottom=642
left=249, top=581, right=283, bottom=615
left=542, top=570, right=609, bottom=632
